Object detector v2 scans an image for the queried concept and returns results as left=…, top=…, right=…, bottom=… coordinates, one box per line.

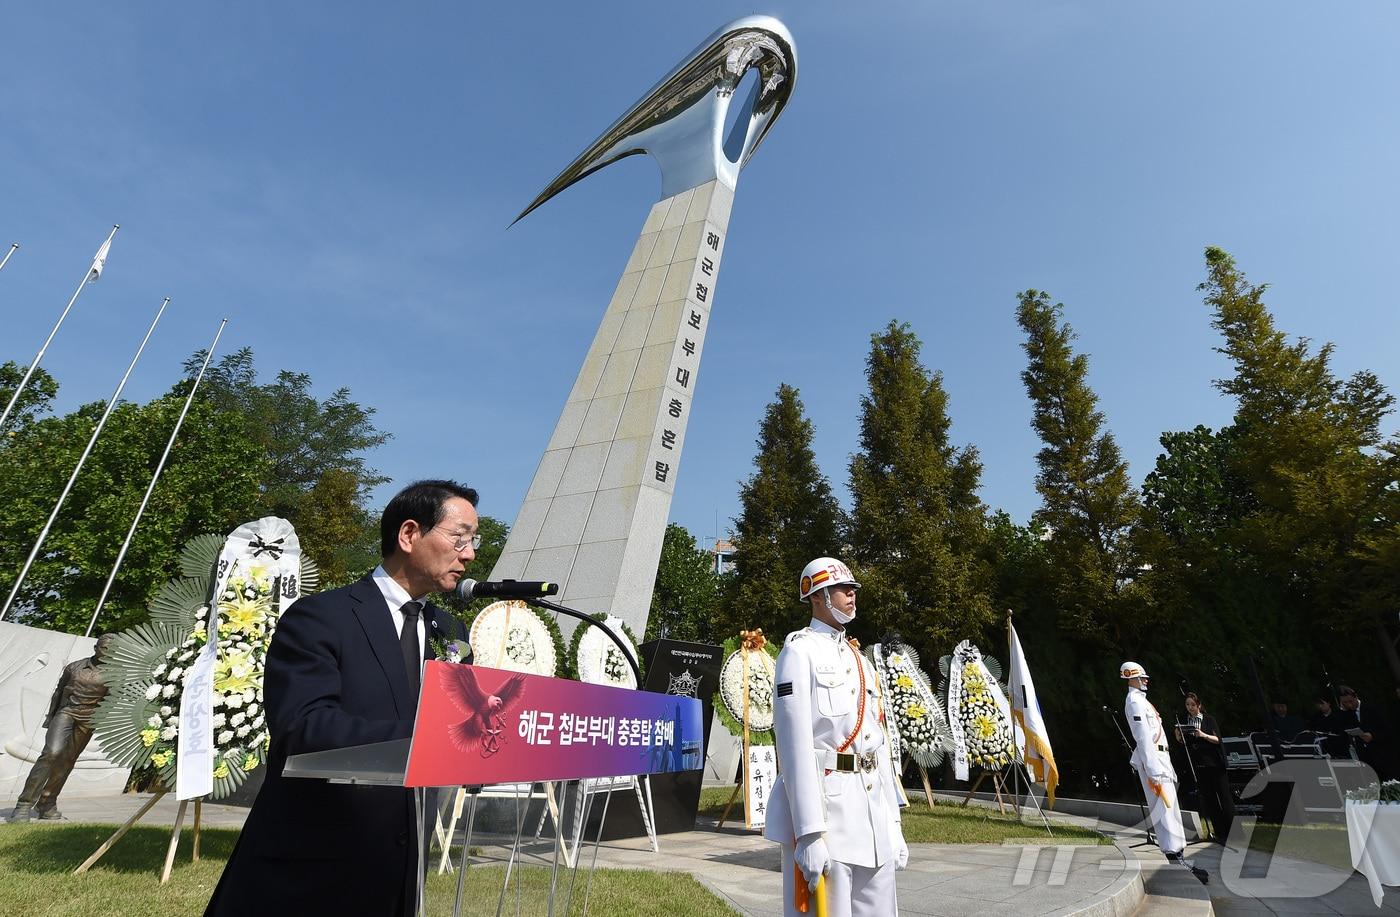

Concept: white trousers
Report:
left=779, top=844, right=898, bottom=917
left=1137, top=772, right=1186, bottom=855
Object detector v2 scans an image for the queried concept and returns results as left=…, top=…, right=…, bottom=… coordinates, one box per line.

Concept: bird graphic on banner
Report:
left=439, top=665, right=527, bottom=758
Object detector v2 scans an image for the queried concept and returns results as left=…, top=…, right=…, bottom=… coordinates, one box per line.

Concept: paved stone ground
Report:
left=6, top=792, right=1399, bottom=915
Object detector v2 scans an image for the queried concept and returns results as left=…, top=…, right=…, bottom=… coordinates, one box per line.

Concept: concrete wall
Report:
left=0, top=621, right=129, bottom=802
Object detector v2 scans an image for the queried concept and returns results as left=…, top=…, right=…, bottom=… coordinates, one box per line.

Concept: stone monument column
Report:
left=492, top=17, right=797, bottom=639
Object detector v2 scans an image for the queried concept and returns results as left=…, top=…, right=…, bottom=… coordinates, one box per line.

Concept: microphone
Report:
left=455, top=578, right=559, bottom=601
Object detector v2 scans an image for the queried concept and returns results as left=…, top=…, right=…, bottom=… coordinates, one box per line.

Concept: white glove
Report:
left=894, top=834, right=909, bottom=870
left=794, top=834, right=829, bottom=891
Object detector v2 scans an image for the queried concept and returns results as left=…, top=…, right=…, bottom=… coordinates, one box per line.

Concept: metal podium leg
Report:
left=496, top=783, right=529, bottom=917
left=581, top=781, right=615, bottom=917
left=452, top=787, right=480, bottom=917
left=415, top=787, right=427, bottom=917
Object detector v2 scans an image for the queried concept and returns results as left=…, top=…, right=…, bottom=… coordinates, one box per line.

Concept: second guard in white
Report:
left=1122, top=661, right=1209, bottom=884
left=765, top=556, right=907, bottom=917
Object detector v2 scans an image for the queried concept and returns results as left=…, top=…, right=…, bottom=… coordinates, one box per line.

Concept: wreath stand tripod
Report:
left=900, top=757, right=937, bottom=808
left=72, top=788, right=204, bottom=883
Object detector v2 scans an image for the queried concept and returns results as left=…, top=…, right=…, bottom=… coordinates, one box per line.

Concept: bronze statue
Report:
left=9, top=633, right=115, bottom=821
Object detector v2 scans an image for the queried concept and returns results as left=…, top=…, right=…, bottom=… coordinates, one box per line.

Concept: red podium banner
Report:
left=404, top=661, right=704, bottom=788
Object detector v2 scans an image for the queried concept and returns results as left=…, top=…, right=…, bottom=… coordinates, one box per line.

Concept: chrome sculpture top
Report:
left=514, top=15, right=797, bottom=223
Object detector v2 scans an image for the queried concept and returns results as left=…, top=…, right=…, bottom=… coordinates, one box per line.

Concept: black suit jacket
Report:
left=206, top=575, right=466, bottom=917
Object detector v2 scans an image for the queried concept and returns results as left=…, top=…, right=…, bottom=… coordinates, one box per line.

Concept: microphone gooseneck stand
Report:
left=1102, top=704, right=1157, bottom=849
left=524, top=596, right=643, bottom=685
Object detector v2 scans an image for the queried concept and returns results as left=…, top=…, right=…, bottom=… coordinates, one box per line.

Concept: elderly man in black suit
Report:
left=206, top=480, right=477, bottom=917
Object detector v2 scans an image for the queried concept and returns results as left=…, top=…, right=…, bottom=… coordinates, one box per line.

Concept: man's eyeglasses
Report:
left=430, top=526, right=482, bottom=552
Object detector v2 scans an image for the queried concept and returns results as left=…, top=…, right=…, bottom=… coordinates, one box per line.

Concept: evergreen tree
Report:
left=719, top=384, right=844, bottom=641
left=1198, top=247, right=1400, bottom=679
left=847, top=321, right=994, bottom=656
left=1016, top=290, right=1146, bottom=646
left=647, top=522, right=720, bottom=644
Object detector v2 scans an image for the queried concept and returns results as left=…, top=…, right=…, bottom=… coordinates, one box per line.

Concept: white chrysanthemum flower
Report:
left=226, top=693, right=244, bottom=709
left=236, top=725, right=251, bottom=738
left=161, top=726, right=178, bottom=740
left=166, top=715, right=179, bottom=726
left=161, top=684, right=176, bottom=698
left=195, top=605, right=207, bottom=619
left=231, top=712, right=246, bottom=727
left=160, top=705, right=173, bottom=716
left=242, top=689, right=256, bottom=705
left=218, top=730, right=235, bottom=744
left=145, top=683, right=162, bottom=700
left=166, top=648, right=178, bottom=658
left=153, top=664, right=167, bottom=678
left=148, top=715, right=162, bottom=727
left=252, top=713, right=265, bottom=728
left=211, top=693, right=223, bottom=708
left=168, top=666, right=184, bottom=682
left=212, top=713, right=226, bottom=728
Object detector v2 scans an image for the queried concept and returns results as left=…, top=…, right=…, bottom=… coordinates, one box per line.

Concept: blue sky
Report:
left=3, top=2, right=1397, bottom=549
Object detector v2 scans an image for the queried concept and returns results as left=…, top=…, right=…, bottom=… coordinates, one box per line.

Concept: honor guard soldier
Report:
left=1123, top=661, right=1208, bottom=884
left=765, top=557, right=907, bottom=917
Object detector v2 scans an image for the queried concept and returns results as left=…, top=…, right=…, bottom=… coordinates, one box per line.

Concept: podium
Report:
left=283, top=662, right=703, bottom=916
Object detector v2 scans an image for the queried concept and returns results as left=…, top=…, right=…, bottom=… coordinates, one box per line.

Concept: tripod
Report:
left=1102, top=705, right=1158, bottom=849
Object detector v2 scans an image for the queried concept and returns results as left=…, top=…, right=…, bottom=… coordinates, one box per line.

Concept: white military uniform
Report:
left=765, top=618, right=905, bottom=917
left=1126, top=685, right=1186, bottom=855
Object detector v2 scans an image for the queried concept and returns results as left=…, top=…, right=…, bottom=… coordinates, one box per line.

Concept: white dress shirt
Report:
left=371, top=565, right=426, bottom=673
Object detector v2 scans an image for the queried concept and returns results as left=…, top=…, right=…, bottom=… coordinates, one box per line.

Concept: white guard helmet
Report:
left=1120, top=661, right=1149, bottom=680
left=799, top=557, right=860, bottom=601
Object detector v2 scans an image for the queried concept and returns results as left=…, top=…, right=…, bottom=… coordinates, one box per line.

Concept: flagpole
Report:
left=0, top=225, right=119, bottom=433
left=0, top=243, right=17, bottom=275
left=0, top=295, right=170, bottom=624
left=85, top=318, right=228, bottom=638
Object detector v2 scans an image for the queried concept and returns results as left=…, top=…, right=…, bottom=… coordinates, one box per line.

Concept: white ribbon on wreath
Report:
left=176, top=517, right=300, bottom=800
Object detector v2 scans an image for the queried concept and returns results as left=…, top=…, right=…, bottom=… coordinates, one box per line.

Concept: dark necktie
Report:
left=400, top=600, right=422, bottom=708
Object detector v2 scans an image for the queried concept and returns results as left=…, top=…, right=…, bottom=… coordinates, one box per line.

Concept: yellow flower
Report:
left=972, top=713, right=998, bottom=739
left=243, top=753, right=260, bottom=772
left=905, top=703, right=927, bottom=720
left=895, top=674, right=914, bottom=689
left=141, top=728, right=159, bottom=747
left=151, top=751, right=172, bottom=768
left=221, top=596, right=266, bottom=637
left=214, top=650, right=258, bottom=694
left=213, top=762, right=229, bottom=779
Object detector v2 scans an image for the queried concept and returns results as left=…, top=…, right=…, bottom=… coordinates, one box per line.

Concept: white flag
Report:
left=1008, top=622, right=1059, bottom=805
left=88, top=237, right=112, bottom=282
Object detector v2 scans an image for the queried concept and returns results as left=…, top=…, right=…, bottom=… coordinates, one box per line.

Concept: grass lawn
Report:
left=697, top=786, right=1109, bottom=845
left=1238, top=821, right=1353, bottom=871
left=0, top=823, right=729, bottom=917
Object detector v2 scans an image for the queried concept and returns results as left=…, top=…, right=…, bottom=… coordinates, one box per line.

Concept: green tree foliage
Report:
left=0, top=349, right=394, bottom=634
left=1139, top=247, right=1400, bottom=730
left=0, top=384, right=267, bottom=634
left=646, top=523, right=720, bottom=643
left=848, top=321, right=995, bottom=655
left=188, top=348, right=391, bottom=585
left=0, top=361, right=60, bottom=433
left=719, top=384, right=844, bottom=642
left=1016, top=291, right=1147, bottom=646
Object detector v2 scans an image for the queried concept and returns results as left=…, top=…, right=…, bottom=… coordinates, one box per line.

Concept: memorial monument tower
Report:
left=492, top=17, right=797, bottom=638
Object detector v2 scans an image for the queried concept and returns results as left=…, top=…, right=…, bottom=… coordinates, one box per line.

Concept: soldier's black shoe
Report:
left=1190, top=865, right=1210, bottom=885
